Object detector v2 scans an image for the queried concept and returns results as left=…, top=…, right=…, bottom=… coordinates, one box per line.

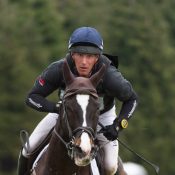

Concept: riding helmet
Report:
left=68, top=27, right=103, bottom=54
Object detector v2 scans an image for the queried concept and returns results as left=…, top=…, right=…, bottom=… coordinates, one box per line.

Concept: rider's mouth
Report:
left=80, top=67, right=88, bottom=71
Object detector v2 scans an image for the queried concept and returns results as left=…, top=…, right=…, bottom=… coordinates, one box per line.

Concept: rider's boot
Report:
left=17, top=149, right=40, bottom=175
left=17, top=150, right=29, bottom=175
left=18, top=129, right=53, bottom=175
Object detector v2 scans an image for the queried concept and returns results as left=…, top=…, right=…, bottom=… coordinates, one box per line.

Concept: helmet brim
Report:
left=69, top=45, right=102, bottom=54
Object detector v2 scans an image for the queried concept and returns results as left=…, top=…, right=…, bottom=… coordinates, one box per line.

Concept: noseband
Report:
left=54, top=89, right=99, bottom=160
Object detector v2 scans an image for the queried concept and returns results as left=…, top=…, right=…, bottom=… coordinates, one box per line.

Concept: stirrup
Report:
left=20, top=130, right=30, bottom=154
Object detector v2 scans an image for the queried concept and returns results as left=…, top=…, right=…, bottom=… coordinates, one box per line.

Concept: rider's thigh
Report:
left=22, top=113, right=58, bottom=157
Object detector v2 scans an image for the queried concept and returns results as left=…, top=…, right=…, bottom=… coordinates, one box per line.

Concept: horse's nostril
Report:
left=83, top=149, right=91, bottom=155
left=74, top=146, right=83, bottom=153
left=74, top=145, right=90, bottom=156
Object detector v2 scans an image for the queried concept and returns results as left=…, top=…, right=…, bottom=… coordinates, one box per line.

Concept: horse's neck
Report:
left=50, top=119, right=67, bottom=148
left=55, top=117, right=70, bottom=140
left=46, top=119, right=70, bottom=161
left=40, top=123, right=74, bottom=174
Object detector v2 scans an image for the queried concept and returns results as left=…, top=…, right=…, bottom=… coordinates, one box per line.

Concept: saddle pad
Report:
left=32, top=144, right=49, bottom=169
left=90, top=159, right=100, bottom=175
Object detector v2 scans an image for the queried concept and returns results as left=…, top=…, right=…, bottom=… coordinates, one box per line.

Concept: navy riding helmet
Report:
left=68, top=27, right=103, bottom=54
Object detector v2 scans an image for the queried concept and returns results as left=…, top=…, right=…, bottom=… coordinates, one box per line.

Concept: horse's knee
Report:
left=103, top=144, right=119, bottom=174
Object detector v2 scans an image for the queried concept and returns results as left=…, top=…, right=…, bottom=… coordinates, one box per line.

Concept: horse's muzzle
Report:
left=73, top=144, right=99, bottom=166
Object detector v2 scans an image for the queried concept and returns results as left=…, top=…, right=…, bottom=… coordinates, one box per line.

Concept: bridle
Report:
left=53, top=89, right=99, bottom=160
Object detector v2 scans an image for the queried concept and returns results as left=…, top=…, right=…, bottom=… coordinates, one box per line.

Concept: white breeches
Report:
left=97, top=106, right=119, bottom=174
left=22, top=106, right=118, bottom=174
left=22, top=113, right=58, bottom=157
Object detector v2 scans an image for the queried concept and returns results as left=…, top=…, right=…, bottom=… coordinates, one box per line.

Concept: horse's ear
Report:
left=62, top=60, right=75, bottom=85
left=90, top=64, right=106, bottom=87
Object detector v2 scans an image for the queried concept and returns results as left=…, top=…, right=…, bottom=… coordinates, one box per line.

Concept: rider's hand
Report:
left=99, top=119, right=128, bottom=141
left=99, top=123, right=119, bottom=141
left=54, top=101, right=62, bottom=114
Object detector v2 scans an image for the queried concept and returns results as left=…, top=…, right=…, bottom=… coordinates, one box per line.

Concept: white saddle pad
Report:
left=32, top=144, right=49, bottom=169
left=90, top=159, right=100, bottom=175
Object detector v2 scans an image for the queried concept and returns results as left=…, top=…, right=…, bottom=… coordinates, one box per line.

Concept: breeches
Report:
left=22, top=106, right=118, bottom=174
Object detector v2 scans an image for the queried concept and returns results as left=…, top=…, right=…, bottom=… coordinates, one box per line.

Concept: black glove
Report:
left=53, top=101, right=62, bottom=113
left=99, top=123, right=119, bottom=141
left=99, top=119, right=128, bottom=141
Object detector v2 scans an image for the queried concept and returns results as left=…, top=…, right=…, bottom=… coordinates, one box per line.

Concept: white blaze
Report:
left=76, top=94, right=89, bottom=126
left=76, top=94, right=91, bottom=154
left=79, top=132, right=91, bottom=154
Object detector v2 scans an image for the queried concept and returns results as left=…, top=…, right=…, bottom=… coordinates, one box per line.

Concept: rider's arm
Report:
left=114, top=91, right=138, bottom=130
left=103, top=64, right=138, bottom=130
left=25, top=61, right=64, bottom=113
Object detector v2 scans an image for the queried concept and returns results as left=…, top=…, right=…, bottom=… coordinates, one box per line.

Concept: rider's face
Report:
left=72, top=53, right=99, bottom=77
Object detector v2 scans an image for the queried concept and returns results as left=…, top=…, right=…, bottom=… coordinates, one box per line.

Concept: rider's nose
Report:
left=81, top=56, right=87, bottom=64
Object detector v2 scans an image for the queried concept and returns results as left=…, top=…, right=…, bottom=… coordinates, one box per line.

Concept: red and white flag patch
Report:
left=38, top=77, right=45, bottom=86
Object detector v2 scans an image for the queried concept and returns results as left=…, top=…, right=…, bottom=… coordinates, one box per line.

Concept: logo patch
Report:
left=39, top=78, right=45, bottom=86
left=121, top=119, right=128, bottom=129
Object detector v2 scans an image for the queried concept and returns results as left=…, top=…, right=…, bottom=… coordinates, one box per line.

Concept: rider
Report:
left=17, top=26, right=138, bottom=175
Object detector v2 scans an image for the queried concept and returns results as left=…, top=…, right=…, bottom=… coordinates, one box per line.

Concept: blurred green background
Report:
left=0, top=0, right=174, bottom=174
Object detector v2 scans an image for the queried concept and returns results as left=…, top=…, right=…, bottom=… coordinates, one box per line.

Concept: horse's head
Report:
left=58, top=61, right=105, bottom=166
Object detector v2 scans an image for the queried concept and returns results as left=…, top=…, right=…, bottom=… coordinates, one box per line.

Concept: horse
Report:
left=29, top=61, right=127, bottom=175
left=29, top=61, right=105, bottom=175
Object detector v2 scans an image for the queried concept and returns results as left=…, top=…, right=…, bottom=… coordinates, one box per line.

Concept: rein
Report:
left=62, top=98, right=97, bottom=140
left=53, top=93, right=99, bottom=159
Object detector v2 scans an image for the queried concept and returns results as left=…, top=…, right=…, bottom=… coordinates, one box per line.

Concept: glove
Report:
left=99, top=119, right=128, bottom=141
left=53, top=101, right=62, bottom=113
left=99, top=123, right=119, bottom=141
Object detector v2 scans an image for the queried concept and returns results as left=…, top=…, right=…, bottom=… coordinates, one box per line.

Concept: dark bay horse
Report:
left=30, top=61, right=127, bottom=175
left=31, top=61, right=105, bottom=175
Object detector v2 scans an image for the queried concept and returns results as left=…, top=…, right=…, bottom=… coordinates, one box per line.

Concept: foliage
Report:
left=0, top=0, right=175, bottom=174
